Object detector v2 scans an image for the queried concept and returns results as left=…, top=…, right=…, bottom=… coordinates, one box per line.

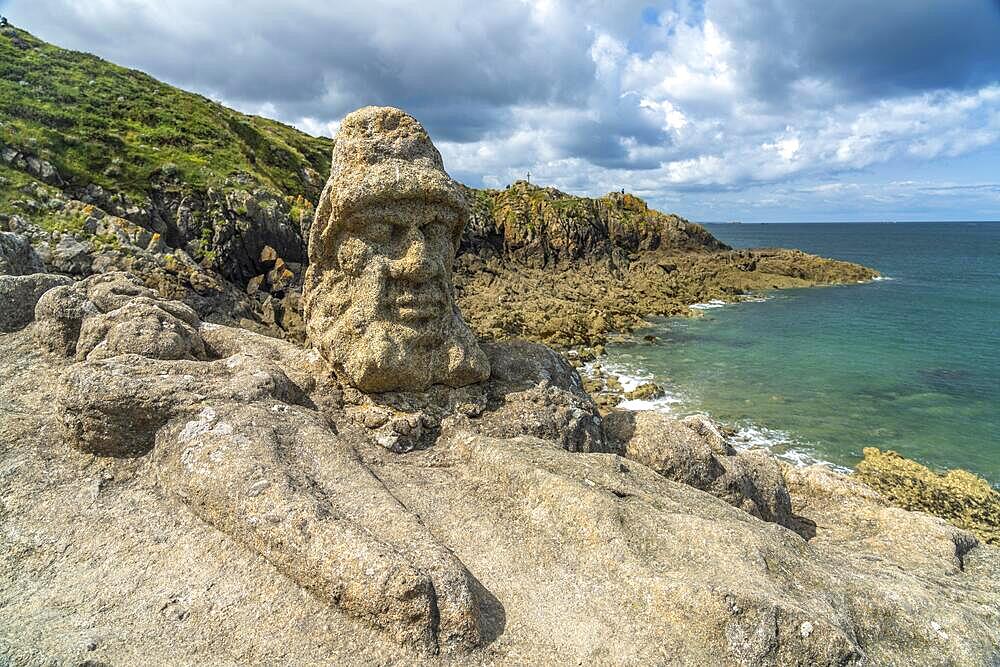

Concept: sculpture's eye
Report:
left=358, top=220, right=391, bottom=246
left=422, top=221, right=449, bottom=250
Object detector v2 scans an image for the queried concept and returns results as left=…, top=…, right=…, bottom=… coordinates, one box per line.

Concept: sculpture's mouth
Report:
left=390, top=287, right=447, bottom=321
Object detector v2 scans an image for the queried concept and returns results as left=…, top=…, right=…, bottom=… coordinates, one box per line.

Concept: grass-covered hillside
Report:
left=0, top=25, right=331, bottom=202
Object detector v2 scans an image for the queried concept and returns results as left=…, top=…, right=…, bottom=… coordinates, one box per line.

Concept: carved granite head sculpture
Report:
left=303, top=106, right=490, bottom=393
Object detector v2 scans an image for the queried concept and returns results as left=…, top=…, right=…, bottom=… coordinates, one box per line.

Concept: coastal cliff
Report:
left=455, top=181, right=876, bottom=347
left=0, top=25, right=876, bottom=349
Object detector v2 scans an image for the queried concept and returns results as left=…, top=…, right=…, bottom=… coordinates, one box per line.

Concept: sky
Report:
left=3, top=0, right=1000, bottom=222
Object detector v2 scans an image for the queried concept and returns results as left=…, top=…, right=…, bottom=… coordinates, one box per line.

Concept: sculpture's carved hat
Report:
left=312, top=106, right=469, bottom=254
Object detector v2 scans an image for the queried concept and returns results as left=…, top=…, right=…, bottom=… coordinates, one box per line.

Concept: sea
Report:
left=603, top=222, right=1000, bottom=484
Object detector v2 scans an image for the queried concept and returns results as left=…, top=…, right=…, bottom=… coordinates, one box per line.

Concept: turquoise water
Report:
left=605, top=222, right=1000, bottom=483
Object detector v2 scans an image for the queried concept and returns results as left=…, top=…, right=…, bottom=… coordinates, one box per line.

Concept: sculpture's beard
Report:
left=304, top=260, right=489, bottom=393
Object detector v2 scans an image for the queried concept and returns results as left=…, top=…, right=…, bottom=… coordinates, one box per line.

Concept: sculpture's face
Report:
left=335, top=200, right=459, bottom=325
left=302, top=105, right=490, bottom=393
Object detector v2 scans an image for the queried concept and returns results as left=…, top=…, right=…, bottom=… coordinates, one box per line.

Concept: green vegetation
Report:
left=469, top=180, right=726, bottom=258
left=0, top=25, right=332, bottom=202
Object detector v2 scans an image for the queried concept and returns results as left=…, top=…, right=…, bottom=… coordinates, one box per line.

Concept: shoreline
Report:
left=574, top=290, right=1000, bottom=544
left=456, top=246, right=881, bottom=350
left=579, top=351, right=851, bottom=473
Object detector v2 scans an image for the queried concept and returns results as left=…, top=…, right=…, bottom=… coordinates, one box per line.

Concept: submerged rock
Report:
left=624, top=380, right=664, bottom=400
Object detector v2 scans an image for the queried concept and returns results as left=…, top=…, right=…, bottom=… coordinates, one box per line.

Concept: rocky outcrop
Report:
left=0, top=142, right=64, bottom=186
left=455, top=247, right=879, bottom=348
left=0, top=231, right=45, bottom=275
left=0, top=231, right=73, bottom=332
left=462, top=181, right=728, bottom=266
left=1, top=267, right=998, bottom=665
left=605, top=409, right=795, bottom=529
left=8, top=266, right=604, bottom=655
left=303, top=106, right=489, bottom=392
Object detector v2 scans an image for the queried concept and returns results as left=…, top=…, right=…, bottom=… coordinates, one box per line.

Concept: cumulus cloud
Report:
left=3, top=0, right=999, bottom=219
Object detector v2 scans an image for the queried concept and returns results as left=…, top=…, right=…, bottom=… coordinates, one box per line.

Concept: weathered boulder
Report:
left=0, top=273, right=72, bottom=332
left=76, top=298, right=205, bottom=361
left=32, top=271, right=205, bottom=360
left=50, top=234, right=93, bottom=275
left=58, top=353, right=303, bottom=456
left=0, top=231, right=45, bottom=275
left=475, top=339, right=605, bottom=452
left=335, top=337, right=607, bottom=455
left=604, top=409, right=794, bottom=528
left=303, top=106, right=489, bottom=392
left=156, top=402, right=481, bottom=652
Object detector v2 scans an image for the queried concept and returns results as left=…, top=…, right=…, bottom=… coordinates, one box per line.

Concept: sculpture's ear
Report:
left=450, top=212, right=465, bottom=252
left=309, top=179, right=335, bottom=262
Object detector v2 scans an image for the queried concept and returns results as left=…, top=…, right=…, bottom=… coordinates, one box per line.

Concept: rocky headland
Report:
left=1, top=24, right=999, bottom=666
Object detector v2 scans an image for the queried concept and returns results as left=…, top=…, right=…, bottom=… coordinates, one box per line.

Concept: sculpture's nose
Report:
left=390, top=227, right=438, bottom=282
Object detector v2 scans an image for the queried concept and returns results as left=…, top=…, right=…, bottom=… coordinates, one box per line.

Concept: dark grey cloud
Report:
left=709, top=0, right=1000, bottom=105
left=2, top=0, right=597, bottom=141
left=3, top=0, right=999, bottom=220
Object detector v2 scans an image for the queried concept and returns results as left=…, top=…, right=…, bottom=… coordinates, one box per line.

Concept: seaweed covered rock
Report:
left=303, top=106, right=489, bottom=392
left=855, top=447, right=1000, bottom=545
left=455, top=248, right=880, bottom=348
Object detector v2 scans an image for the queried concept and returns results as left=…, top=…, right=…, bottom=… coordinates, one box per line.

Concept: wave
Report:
left=593, top=361, right=687, bottom=413
left=737, top=293, right=772, bottom=304
left=596, top=361, right=845, bottom=471
left=691, top=293, right=773, bottom=309
left=727, top=423, right=849, bottom=471
left=689, top=299, right=727, bottom=310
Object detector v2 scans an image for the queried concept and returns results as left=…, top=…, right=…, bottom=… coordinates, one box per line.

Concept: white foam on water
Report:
left=689, top=299, right=727, bottom=310
left=585, top=360, right=686, bottom=414
left=737, top=294, right=771, bottom=303
left=728, top=422, right=849, bottom=472
left=871, top=275, right=894, bottom=281
left=617, top=394, right=684, bottom=411
left=590, top=359, right=846, bottom=471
